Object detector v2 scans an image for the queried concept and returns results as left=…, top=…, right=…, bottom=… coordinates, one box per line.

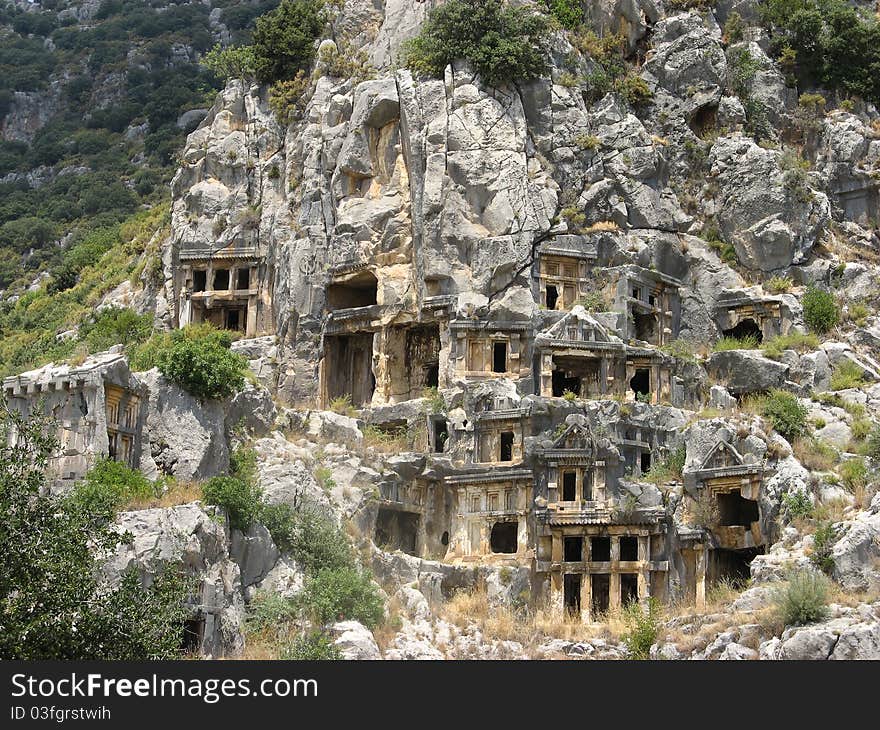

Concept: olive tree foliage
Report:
left=0, top=406, right=191, bottom=659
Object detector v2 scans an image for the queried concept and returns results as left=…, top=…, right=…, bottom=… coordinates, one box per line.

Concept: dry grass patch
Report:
left=124, top=480, right=204, bottom=510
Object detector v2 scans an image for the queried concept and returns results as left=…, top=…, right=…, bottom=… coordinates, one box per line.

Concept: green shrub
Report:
left=201, top=44, right=256, bottom=80
left=403, top=0, right=551, bottom=87
left=202, top=476, right=263, bottom=532
left=865, top=425, right=880, bottom=459
left=299, top=567, right=384, bottom=628
left=830, top=360, right=865, bottom=391
left=251, top=0, right=326, bottom=84
left=67, top=458, right=157, bottom=519
left=288, top=509, right=354, bottom=575
left=259, top=502, right=297, bottom=553
left=803, top=287, right=840, bottom=334
left=643, top=446, right=686, bottom=484
left=759, top=0, right=880, bottom=106
left=765, top=275, right=792, bottom=294
left=621, top=598, right=662, bottom=660
left=155, top=325, right=247, bottom=400
left=2, top=410, right=187, bottom=659
left=544, top=0, right=586, bottom=29
left=762, top=389, right=808, bottom=442
left=245, top=591, right=298, bottom=636
left=282, top=631, right=342, bottom=660
left=773, top=570, right=830, bottom=627
left=723, top=11, right=746, bottom=44
left=422, top=386, right=446, bottom=414
left=810, top=522, right=837, bottom=575
left=660, top=339, right=699, bottom=364
left=79, top=306, right=154, bottom=353
left=782, top=489, right=813, bottom=519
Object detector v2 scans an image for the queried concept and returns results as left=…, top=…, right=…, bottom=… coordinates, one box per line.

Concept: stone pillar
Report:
left=580, top=574, right=592, bottom=623
left=637, top=536, right=649, bottom=602
left=695, top=545, right=707, bottom=609
left=246, top=294, right=258, bottom=337
left=609, top=536, right=621, bottom=610
left=550, top=572, right=564, bottom=617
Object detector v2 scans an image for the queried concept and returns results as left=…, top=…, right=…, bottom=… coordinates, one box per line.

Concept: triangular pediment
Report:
left=552, top=422, right=595, bottom=451
left=701, top=440, right=744, bottom=470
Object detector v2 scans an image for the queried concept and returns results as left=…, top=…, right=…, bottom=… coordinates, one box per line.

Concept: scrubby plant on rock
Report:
left=202, top=476, right=263, bottom=533
left=773, top=569, right=830, bottom=627
left=251, top=0, right=327, bottom=84
left=762, top=389, right=808, bottom=442
left=298, top=566, right=384, bottom=629
left=67, top=458, right=157, bottom=522
left=803, top=286, right=840, bottom=335
left=403, top=0, right=551, bottom=87
left=152, top=324, right=248, bottom=401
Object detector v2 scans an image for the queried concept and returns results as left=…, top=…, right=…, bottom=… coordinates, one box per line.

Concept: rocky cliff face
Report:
left=81, top=0, right=880, bottom=658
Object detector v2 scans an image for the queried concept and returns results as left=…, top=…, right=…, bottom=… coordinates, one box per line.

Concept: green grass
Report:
left=761, top=332, right=819, bottom=360
left=830, top=360, right=866, bottom=391
left=714, top=335, right=759, bottom=351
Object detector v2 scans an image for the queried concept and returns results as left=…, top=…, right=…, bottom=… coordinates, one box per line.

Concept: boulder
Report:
left=138, top=369, right=229, bottom=480
left=707, top=350, right=789, bottom=395
left=103, top=503, right=245, bottom=657
left=331, top=621, right=382, bottom=660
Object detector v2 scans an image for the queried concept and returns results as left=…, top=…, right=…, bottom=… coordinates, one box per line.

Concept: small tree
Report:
left=282, top=631, right=342, bottom=660
left=251, top=0, right=327, bottom=84
left=762, top=389, right=808, bottom=442
left=803, top=286, right=840, bottom=334
left=201, top=44, right=256, bottom=80
left=67, top=458, right=157, bottom=521
left=621, top=598, right=662, bottom=660
left=403, top=0, right=551, bottom=87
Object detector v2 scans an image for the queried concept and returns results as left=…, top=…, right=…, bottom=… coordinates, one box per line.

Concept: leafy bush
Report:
left=621, top=598, right=662, bottom=660
left=810, top=522, right=837, bottom=575
left=803, top=287, right=840, bottom=334
left=773, top=570, right=830, bottom=627
left=765, top=275, right=792, bottom=294
left=202, top=43, right=256, bottom=80
left=251, top=0, right=326, bottom=84
left=760, top=0, right=880, bottom=106
left=544, top=0, right=586, bottom=29
left=760, top=332, right=819, bottom=360
left=155, top=325, right=247, bottom=400
left=79, top=306, right=154, bottom=353
left=762, top=389, right=808, bottom=442
left=259, top=502, right=297, bottom=553
left=245, top=591, right=299, bottom=635
left=1, top=409, right=189, bottom=659
left=67, top=458, right=157, bottom=520
left=202, top=476, right=263, bottom=532
left=287, top=509, right=354, bottom=575
left=282, top=631, right=342, bottom=660
left=298, top=567, right=384, bottom=628
left=403, top=0, right=551, bottom=87
left=782, top=489, right=813, bottom=519
left=643, top=446, right=686, bottom=485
